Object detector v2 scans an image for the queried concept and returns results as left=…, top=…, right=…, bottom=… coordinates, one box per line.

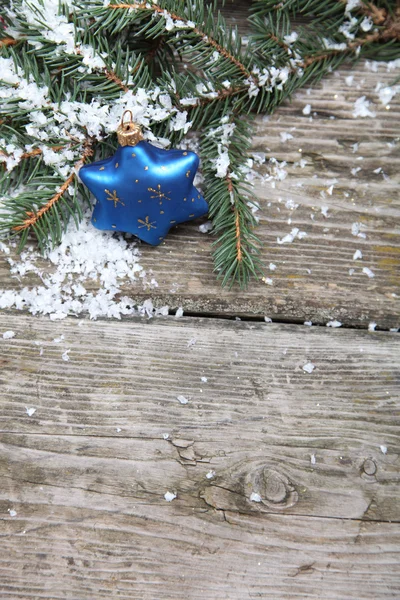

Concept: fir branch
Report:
left=107, top=2, right=253, bottom=79
left=1, top=0, right=399, bottom=288
left=12, top=139, right=93, bottom=233
left=200, top=115, right=262, bottom=287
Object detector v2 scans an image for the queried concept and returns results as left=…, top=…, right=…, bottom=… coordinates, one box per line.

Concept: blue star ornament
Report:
left=79, top=132, right=208, bottom=246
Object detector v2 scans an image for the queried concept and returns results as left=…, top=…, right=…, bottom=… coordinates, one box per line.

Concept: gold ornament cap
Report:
left=117, top=110, right=144, bottom=147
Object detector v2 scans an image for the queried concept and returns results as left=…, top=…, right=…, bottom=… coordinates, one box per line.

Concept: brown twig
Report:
left=361, top=2, right=387, bottom=25
left=0, top=37, right=17, bottom=47
left=0, top=145, right=65, bottom=161
left=268, top=33, right=290, bottom=53
left=104, top=68, right=129, bottom=92
left=13, top=140, right=94, bottom=232
left=339, top=0, right=387, bottom=25
left=234, top=209, right=242, bottom=263
left=302, top=14, right=400, bottom=69
left=108, top=2, right=252, bottom=79
left=226, top=176, right=242, bottom=263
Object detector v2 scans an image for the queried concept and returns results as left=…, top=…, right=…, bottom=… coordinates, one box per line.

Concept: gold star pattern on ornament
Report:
left=105, top=189, right=124, bottom=208
left=138, top=216, right=157, bottom=231
left=148, top=184, right=171, bottom=202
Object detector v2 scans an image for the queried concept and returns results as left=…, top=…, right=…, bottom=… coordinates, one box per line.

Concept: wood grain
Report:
left=1, top=63, right=399, bottom=327
left=1, top=505, right=399, bottom=600
left=0, top=313, right=400, bottom=598
left=1, top=4, right=399, bottom=598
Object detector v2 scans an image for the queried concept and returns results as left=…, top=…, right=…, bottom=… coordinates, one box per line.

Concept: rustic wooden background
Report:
left=1, top=3, right=400, bottom=599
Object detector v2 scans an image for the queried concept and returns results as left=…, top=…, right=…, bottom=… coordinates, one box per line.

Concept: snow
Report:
left=258, top=65, right=292, bottom=93
left=0, top=57, right=20, bottom=86
left=353, top=96, right=376, bottom=118
left=250, top=492, right=262, bottom=503
left=377, top=85, right=399, bottom=107
left=2, top=330, right=15, bottom=339
left=50, top=312, right=68, bottom=321
left=326, top=320, right=342, bottom=328
left=53, top=335, right=65, bottom=343
left=280, top=132, right=293, bottom=143
left=285, top=198, right=298, bottom=210
left=207, top=120, right=236, bottom=178
left=177, top=395, right=189, bottom=404
left=164, top=491, right=176, bottom=502
left=277, top=227, right=307, bottom=245
left=199, top=221, right=212, bottom=233
left=323, top=38, right=347, bottom=52
left=360, top=17, right=373, bottom=32
left=26, top=407, right=36, bottom=417
left=362, top=267, right=375, bottom=279
left=345, top=1, right=361, bottom=15
left=302, top=362, right=315, bottom=374
left=351, top=222, right=366, bottom=239
left=283, top=32, right=298, bottom=45
left=0, top=213, right=164, bottom=320
left=62, top=350, right=71, bottom=361
left=170, top=110, right=192, bottom=134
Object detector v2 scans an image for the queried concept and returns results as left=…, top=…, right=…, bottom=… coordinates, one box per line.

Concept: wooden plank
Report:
left=1, top=312, right=399, bottom=520
left=0, top=313, right=400, bottom=598
left=1, top=504, right=400, bottom=599
left=1, top=62, right=399, bottom=327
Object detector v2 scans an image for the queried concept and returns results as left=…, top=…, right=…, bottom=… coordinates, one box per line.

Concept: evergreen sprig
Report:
left=0, top=0, right=399, bottom=287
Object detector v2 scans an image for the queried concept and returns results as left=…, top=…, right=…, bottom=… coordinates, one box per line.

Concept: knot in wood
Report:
left=362, top=458, right=377, bottom=477
left=247, top=466, right=298, bottom=511
left=263, top=470, right=288, bottom=503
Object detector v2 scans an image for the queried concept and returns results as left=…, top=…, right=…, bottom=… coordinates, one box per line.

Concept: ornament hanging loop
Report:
left=117, top=110, right=144, bottom=147
left=121, top=109, right=133, bottom=129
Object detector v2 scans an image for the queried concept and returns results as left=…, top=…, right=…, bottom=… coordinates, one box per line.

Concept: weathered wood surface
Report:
left=1, top=4, right=400, bottom=597
left=1, top=505, right=399, bottom=600
left=1, top=63, right=399, bottom=327
left=1, top=313, right=399, bottom=598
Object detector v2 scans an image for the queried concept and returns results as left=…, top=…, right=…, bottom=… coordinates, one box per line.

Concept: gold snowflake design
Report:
left=148, top=184, right=171, bottom=202
left=138, top=216, right=157, bottom=231
left=105, top=189, right=125, bottom=208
